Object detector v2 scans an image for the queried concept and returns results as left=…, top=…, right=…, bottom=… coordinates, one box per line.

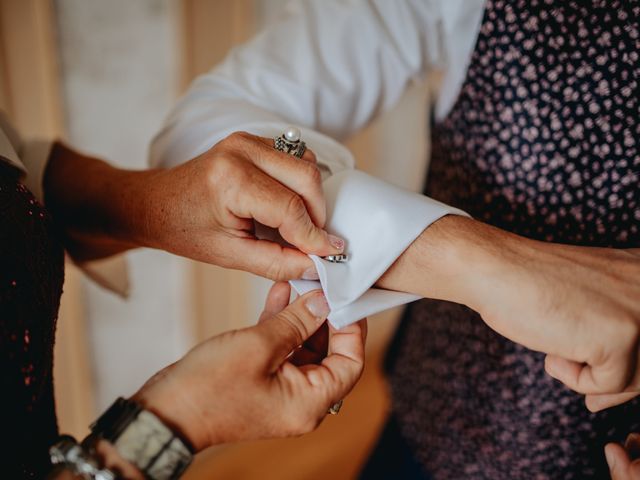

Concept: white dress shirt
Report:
left=150, top=0, right=487, bottom=328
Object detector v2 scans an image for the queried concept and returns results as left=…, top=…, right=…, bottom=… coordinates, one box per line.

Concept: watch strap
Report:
left=91, top=397, right=193, bottom=480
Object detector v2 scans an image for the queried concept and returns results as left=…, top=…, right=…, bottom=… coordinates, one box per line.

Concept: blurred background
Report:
left=0, top=1, right=435, bottom=478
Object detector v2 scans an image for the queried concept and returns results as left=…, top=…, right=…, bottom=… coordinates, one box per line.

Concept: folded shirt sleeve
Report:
left=150, top=0, right=446, bottom=169
left=290, top=169, right=468, bottom=328
left=148, top=0, right=467, bottom=326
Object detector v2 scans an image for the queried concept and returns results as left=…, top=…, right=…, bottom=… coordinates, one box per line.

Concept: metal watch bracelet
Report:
left=50, top=397, right=193, bottom=480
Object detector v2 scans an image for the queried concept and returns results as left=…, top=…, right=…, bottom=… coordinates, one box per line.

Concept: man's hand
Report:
left=45, top=132, right=345, bottom=280
left=378, top=215, right=640, bottom=409
left=606, top=434, right=640, bottom=480
left=132, top=283, right=366, bottom=451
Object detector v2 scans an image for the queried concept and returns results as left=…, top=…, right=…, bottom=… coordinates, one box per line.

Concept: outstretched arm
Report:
left=378, top=214, right=640, bottom=410
left=43, top=134, right=344, bottom=281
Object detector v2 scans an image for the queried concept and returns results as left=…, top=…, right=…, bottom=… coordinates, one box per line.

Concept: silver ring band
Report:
left=274, top=127, right=349, bottom=265
left=327, top=399, right=343, bottom=415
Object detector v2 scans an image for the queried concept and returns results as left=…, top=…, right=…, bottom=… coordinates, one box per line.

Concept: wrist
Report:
left=44, top=142, right=159, bottom=259
left=132, top=370, right=209, bottom=452
left=88, top=395, right=195, bottom=479
left=378, top=215, right=530, bottom=312
left=441, top=217, right=535, bottom=313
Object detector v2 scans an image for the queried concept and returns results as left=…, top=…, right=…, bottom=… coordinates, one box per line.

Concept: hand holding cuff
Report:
left=291, top=169, right=469, bottom=328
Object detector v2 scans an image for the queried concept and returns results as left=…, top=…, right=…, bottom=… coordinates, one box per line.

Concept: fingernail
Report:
left=328, top=234, right=345, bottom=252
left=605, top=444, right=617, bottom=470
left=305, top=293, right=330, bottom=318
left=302, top=267, right=319, bottom=280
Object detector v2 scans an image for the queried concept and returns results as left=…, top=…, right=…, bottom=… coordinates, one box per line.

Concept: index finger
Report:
left=250, top=136, right=325, bottom=226
left=236, top=168, right=343, bottom=256
left=544, top=352, right=637, bottom=395
left=304, top=320, right=366, bottom=403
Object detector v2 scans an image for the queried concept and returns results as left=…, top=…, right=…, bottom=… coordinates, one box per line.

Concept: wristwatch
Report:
left=90, top=397, right=193, bottom=480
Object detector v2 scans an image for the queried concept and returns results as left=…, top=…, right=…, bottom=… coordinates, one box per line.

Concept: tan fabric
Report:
left=0, top=111, right=52, bottom=203
left=0, top=112, right=26, bottom=173
left=0, top=111, right=129, bottom=298
left=81, top=256, right=130, bottom=298
left=20, top=139, right=52, bottom=204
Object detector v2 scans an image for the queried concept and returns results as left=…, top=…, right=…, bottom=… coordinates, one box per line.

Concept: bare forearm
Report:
left=379, top=214, right=640, bottom=408
left=44, top=141, right=160, bottom=261
left=377, top=215, right=531, bottom=311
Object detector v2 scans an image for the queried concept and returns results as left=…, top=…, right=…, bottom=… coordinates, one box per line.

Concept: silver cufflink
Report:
left=324, top=254, right=348, bottom=263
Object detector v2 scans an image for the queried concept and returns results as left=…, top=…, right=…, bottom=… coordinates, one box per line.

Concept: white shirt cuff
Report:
left=290, top=169, right=469, bottom=329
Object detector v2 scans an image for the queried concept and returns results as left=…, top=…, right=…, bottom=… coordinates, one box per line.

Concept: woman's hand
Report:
left=45, top=132, right=345, bottom=280
left=132, top=283, right=366, bottom=451
left=606, top=433, right=640, bottom=479
left=138, top=132, right=344, bottom=279
left=379, top=215, right=640, bottom=409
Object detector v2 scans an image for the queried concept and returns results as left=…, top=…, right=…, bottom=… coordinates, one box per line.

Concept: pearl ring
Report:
left=274, top=126, right=307, bottom=158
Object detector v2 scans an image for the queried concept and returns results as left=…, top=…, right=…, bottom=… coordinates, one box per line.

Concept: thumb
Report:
left=276, top=197, right=345, bottom=257
left=258, top=282, right=292, bottom=324
left=257, top=290, right=331, bottom=370
left=544, top=353, right=631, bottom=394
left=605, top=442, right=638, bottom=480
left=225, top=237, right=319, bottom=281
left=585, top=392, right=640, bottom=412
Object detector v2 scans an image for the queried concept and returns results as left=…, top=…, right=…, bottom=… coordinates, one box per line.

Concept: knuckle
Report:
left=300, top=162, right=322, bottom=187
left=277, top=310, right=308, bottom=346
left=283, top=195, right=314, bottom=241
left=207, top=153, right=237, bottom=183
left=285, top=193, right=307, bottom=219
left=613, top=313, right=639, bottom=349
left=223, top=130, right=252, bottom=147
left=599, top=315, right=638, bottom=391
left=264, top=255, right=287, bottom=281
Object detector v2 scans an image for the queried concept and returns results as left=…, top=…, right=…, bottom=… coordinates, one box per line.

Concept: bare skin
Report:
left=379, top=215, right=640, bottom=409
left=606, top=433, right=640, bottom=480
left=89, top=285, right=365, bottom=479
left=43, top=130, right=638, bottom=476
left=44, top=132, right=344, bottom=280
